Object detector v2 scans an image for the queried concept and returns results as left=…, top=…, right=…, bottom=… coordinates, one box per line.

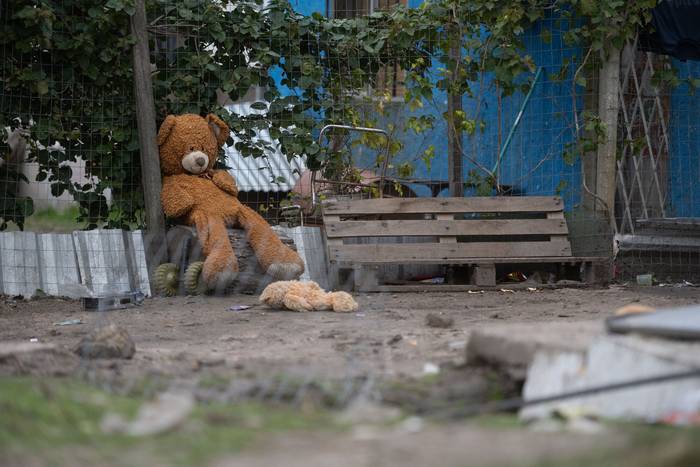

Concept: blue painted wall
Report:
left=288, top=0, right=326, bottom=16
left=284, top=1, right=699, bottom=217
left=342, top=5, right=585, bottom=208
left=668, top=60, right=700, bottom=217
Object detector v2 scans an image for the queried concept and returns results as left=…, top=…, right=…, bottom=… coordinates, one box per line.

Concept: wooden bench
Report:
left=322, top=196, right=608, bottom=291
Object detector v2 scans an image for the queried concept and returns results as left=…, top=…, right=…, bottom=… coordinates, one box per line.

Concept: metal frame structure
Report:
left=616, top=37, right=671, bottom=235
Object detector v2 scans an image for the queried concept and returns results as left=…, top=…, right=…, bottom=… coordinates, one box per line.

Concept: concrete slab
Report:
left=521, top=334, right=700, bottom=421
left=0, top=231, right=40, bottom=297
left=466, top=321, right=603, bottom=379
left=465, top=319, right=700, bottom=422
left=73, top=229, right=151, bottom=297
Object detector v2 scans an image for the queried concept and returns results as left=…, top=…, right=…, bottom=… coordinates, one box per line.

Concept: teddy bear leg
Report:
left=282, top=293, right=313, bottom=312
left=237, top=205, right=305, bottom=280
left=193, top=213, right=239, bottom=291
left=306, top=291, right=333, bottom=311
left=330, top=292, right=359, bottom=313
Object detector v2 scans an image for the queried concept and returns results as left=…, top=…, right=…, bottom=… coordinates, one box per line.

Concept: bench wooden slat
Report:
left=322, top=196, right=563, bottom=215
left=330, top=242, right=572, bottom=264
left=325, top=219, right=569, bottom=238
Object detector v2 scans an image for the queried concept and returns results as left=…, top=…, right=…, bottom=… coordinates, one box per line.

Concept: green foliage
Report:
left=0, top=0, right=662, bottom=229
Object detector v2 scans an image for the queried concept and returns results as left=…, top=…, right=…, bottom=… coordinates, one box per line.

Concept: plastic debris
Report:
left=228, top=305, right=252, bottom=312
left=614, top=304, right=655, bottom=316
left=101, top=391, right=194, bottom=436
left=500, top=288, right=516, bottom=293
left=636, top=274, right=653, bottom=286
left=54, top=319, right=82, bottom=326
left=659, top=280, right=697, bottom=288
left=467, top=290, right=484, bottom=294
left=448, top=340, right=467, bottom=350
left=506, top=271, right=527, bottom=282
left=527, top=287, right=538, bottom=292
left=29, top=338, right=38, bottom=343
left=660, top=390, right=700, bottom=426
left=419, top=276, right=445, bottom=284
left=397, top=416, right=424, bottom=434
left=423, top=362, right=440, bottom=375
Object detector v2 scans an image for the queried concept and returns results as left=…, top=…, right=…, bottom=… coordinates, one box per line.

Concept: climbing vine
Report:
left=0, top=0, right=663, bottom=229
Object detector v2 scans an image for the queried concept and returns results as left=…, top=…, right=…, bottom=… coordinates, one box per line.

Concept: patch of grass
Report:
left=0, top=377, right=336, bottom=466
left=471, top=413, right=523, bottom=430
left=20, top=206, right=84, bottom=233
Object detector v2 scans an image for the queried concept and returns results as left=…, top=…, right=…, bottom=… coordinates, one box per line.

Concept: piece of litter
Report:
left=500, top=288, right=516, bottom=293
left=448, top=340, right=467, bottom=350
left=527, top=287, right=538, bottom=292
left=423, top=362, right=440, bottom=375
left=228, top=305, right=252, bottom=312
left=636, top=273, right=653, bottom=286
left=54, top=319, right=82, bottom=326
left=467, top=290, right=484, bottom=294
left=419, top=276, right=445, bottom=284
left=101, top=391, right=194, bottom=436
left=397, top=416, right=424, bottom=434
left=29, top=338, right=38, bottom=343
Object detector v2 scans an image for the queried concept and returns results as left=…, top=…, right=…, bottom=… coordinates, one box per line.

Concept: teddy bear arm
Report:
left=212, top=170, right=238, bottom=196
left=161, top=183, right=195, bottom=218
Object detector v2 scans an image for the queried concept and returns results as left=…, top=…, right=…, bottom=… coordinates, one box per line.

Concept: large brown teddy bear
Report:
left=158, top=113, right=305, bottom=290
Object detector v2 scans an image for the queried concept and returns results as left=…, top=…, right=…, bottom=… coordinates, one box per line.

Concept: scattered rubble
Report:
left=0, top=342, right=79, bottom=376
left=425, top=313, right=454, bottom=329
left=102, top=391, right=194, bottom=436
left=75, top=324, right=135, bottom=359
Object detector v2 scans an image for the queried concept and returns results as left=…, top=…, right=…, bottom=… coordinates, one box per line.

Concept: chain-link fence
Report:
left=1, top=0, right=699, bottom=297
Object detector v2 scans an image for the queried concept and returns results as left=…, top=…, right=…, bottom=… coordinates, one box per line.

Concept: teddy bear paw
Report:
left=266, top=262, right=304, bottom=280
left=203, top=270, right=238, bottom=292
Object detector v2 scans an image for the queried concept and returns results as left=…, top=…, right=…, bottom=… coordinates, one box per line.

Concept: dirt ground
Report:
left=2, top=285, right=700, bottom=466
left=3, top=285, right=699, bottom=378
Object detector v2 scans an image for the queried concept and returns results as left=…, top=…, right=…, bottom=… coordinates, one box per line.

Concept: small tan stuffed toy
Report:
left=260, top=280, right=359, bottom=313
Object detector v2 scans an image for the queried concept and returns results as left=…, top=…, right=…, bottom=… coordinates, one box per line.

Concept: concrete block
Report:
left=0, top=231, right=40, bottom=297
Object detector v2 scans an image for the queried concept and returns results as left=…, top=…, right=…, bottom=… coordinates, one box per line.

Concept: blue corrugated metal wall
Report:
left=284, top=2, right=698, bottom=217
left=668, top=60, right=700, bottom=217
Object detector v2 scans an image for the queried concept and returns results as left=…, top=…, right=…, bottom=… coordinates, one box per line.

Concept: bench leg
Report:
left=583, top=261, right=611, bottom=286
left=354, top=266, right=380, bottom=292
left=472, top=264, right=496, bottom=287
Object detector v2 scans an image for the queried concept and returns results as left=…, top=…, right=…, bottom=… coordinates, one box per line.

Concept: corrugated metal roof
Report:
left=224, top=102, right=307, bottom=193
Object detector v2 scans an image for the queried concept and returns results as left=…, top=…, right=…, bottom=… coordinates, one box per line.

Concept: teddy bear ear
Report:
left=157, top=115, right=177, bottom=147
left=205, top=113, right=230, bottom=147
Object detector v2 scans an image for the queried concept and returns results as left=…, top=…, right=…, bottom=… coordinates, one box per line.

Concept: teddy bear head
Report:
left=157, top=113, right=230, bottom=176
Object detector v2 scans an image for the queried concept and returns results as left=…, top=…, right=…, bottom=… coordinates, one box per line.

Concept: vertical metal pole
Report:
left=596, top=48, right=621, bottom=221
left=131, top=0, right=166, bottom=274
left=447, top=27, right=464, bottom=198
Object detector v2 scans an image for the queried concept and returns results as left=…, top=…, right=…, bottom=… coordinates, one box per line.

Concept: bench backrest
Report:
left=322, top=196, right=573, bottom=265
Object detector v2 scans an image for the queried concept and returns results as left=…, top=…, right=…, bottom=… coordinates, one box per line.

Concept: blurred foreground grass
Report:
left=0, top=377, right=334, bottom=466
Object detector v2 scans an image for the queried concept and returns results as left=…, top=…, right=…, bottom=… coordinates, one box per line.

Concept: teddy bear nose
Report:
left=195, top=157, right=206, bottom=167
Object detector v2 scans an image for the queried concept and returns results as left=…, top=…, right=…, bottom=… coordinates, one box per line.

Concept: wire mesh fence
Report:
left=1, top=0, right=699, bottom=297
